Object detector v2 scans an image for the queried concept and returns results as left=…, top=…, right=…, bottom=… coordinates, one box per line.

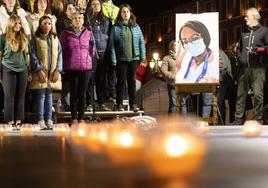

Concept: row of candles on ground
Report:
left=0, top=123, right=71, bottom=137
left=0, top=119, right=262, bottom=137
left=0, top=118, right=263, bottom=178
left=69, top=117, right=208, bottom=178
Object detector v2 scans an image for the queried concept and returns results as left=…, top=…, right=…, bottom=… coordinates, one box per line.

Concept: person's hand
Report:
left=28, top=73, right=32, bottom=82
left=175, top=42, right=186, bottom=72
left=51, top=70, right=60, bottom=83
left=141, top=62, right=147, bottom=67
left=38, top=69, right=46, bottom=83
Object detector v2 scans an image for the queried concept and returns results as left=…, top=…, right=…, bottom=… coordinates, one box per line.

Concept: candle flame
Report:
left=99, top=130, right=108, bottom=143
left=247, top=125, right=256, bottom=133
left=165, top=135, right=187, bottom=157
left=119, top=132, right=133, bottom=147
left=78, top=129, right=85, bottom=137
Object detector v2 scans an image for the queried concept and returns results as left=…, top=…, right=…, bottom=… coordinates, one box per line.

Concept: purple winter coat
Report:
left=60, top=27, right=95, bottom=71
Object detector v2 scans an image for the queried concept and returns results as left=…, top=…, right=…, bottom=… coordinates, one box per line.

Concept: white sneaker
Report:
left=38, top=120, right=47, bottom=130
left=47, top=119, right=54, bottom=129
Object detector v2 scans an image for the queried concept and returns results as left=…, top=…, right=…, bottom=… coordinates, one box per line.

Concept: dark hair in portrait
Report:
left=179, top=20, right=211, bottom=50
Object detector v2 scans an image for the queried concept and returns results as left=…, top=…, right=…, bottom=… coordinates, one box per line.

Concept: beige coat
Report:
left=30, top=36, right=62, bottom=90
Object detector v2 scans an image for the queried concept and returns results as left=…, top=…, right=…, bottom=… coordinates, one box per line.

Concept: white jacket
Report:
left=0, top=5, right=31, bottom=35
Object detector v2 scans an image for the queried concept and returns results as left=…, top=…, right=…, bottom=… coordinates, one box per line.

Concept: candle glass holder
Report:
left=145, top=116, right=207, bottom=179
left=106, top=121, right=145, bottom=166
left=54, top=124, right=70, bottom=137
left=20, top=124, right=33, bottom=136
left=70, top=122, right=88, bottom=145
left=243, top=120, right=262, bottom=137
left=0, top=124, right=8, bottom=136
left=84, top=122, right=110, bottom=153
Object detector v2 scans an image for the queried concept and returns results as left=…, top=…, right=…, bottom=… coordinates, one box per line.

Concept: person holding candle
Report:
left=60, top=11, right=95, bottom=123
left=0, top=15, right=30, bottom=129
left=109, top=4, right=146, bottom=112
left=29, top=15, right=62, bottom=129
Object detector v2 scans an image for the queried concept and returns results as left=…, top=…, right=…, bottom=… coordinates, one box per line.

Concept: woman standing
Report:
left=27, top=0, right=57, bottom=36
left=109, top=4, right=146, bottom=112
left=30, top=15, right=62, bottom=129
left=0, top=0, right=31, bottom=35
left=0, top=15, right=30, bottom=129
left=60, top=11, right=95, bottom=123
left=86, top=0, right=111, bottom=111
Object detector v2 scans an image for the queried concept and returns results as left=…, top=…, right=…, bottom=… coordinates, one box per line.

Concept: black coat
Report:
left=238, top=24, right=268, bottom=67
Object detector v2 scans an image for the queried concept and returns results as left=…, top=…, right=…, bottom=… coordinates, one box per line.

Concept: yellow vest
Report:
left=30, top=36, right=62, bottom=90
left=101, top=2, right=119, bottom=24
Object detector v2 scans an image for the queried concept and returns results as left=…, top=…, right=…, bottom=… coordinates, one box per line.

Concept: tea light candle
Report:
left=84, top=124, right=109, bottom=153
left=194, top=121, right=209, bottom=134
left=0, top=124, right=8, bottom=136
left=243, top=120, right=262, bottom=137
left=20, top=125, right=33, bottom=136
left=146, top=132, right=207, bottom=178
left=54, top=124, right=70, bottom=137
left=106, top=130, right=145, bottom=166
left=71, top=123, right=87, bottom=145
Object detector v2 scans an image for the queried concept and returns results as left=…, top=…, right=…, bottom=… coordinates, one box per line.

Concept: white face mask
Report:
left=186, top=38, right=206, bottom=57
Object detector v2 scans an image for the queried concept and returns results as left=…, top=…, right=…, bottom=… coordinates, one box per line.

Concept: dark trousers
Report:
left=217, top=83, right=236, bottom=124
left=2, top=69, right=28, bottom=122
left=61, top=73, right=70, bottom=109
left=167, top=84, right=176, bottom=114
left=116, top=61, right=138, bottom=106
left=86, top=60, right=97, bottom=107
left=95, top=53, right=108, bottom=105
left=66, top=70, right=91, bottom=120
left=107, top=64, right=116, bottom=99
left=235, top=67, right=266, bottom=121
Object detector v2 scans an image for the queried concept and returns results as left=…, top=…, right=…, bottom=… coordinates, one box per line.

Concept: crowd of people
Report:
left=0, top=0, right=267, bottom=129
left=0, top=0, right=146, bottom=129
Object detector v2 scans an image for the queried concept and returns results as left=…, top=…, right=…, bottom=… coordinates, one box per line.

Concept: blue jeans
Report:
left=35, top=89, right=53, bottom=121
left=180, top=92, right=212, bottom=117
left=202, top=92, right=213, bottom=118
left=167, top=84, right=176, bottom=114
left=181, top=93, right=188, bottom=115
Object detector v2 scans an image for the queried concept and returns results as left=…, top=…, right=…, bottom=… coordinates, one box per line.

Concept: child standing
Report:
left=30, top=15, right=62, bottom=129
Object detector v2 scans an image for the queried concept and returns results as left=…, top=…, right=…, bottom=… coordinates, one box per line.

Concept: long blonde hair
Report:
left=6, top=15, right=29, bottom=53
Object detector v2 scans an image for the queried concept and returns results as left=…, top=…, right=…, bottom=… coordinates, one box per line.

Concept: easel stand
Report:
left=175, top=83, right=218, bottom=125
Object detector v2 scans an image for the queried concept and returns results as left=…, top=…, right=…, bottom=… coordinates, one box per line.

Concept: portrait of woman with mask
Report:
left=176, top=20, right=219, bottom=83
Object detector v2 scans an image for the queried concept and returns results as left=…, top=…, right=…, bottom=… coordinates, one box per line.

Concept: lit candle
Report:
left=20, top=125, right=33, bottom=136
left=0, top=124, right=8, bottom=136
left=243, top=120, right=262, bottom=137
left=70, top=122, right=87, bottom=145
left=146, top=132, right=207, bottom=178
left=84, top=123, right=109, bottom=153
left=106, top=123, right=145, bottom=166
left=193, top=121, right=209, bottom=134
left=54, top=124, right=70, bottom=137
